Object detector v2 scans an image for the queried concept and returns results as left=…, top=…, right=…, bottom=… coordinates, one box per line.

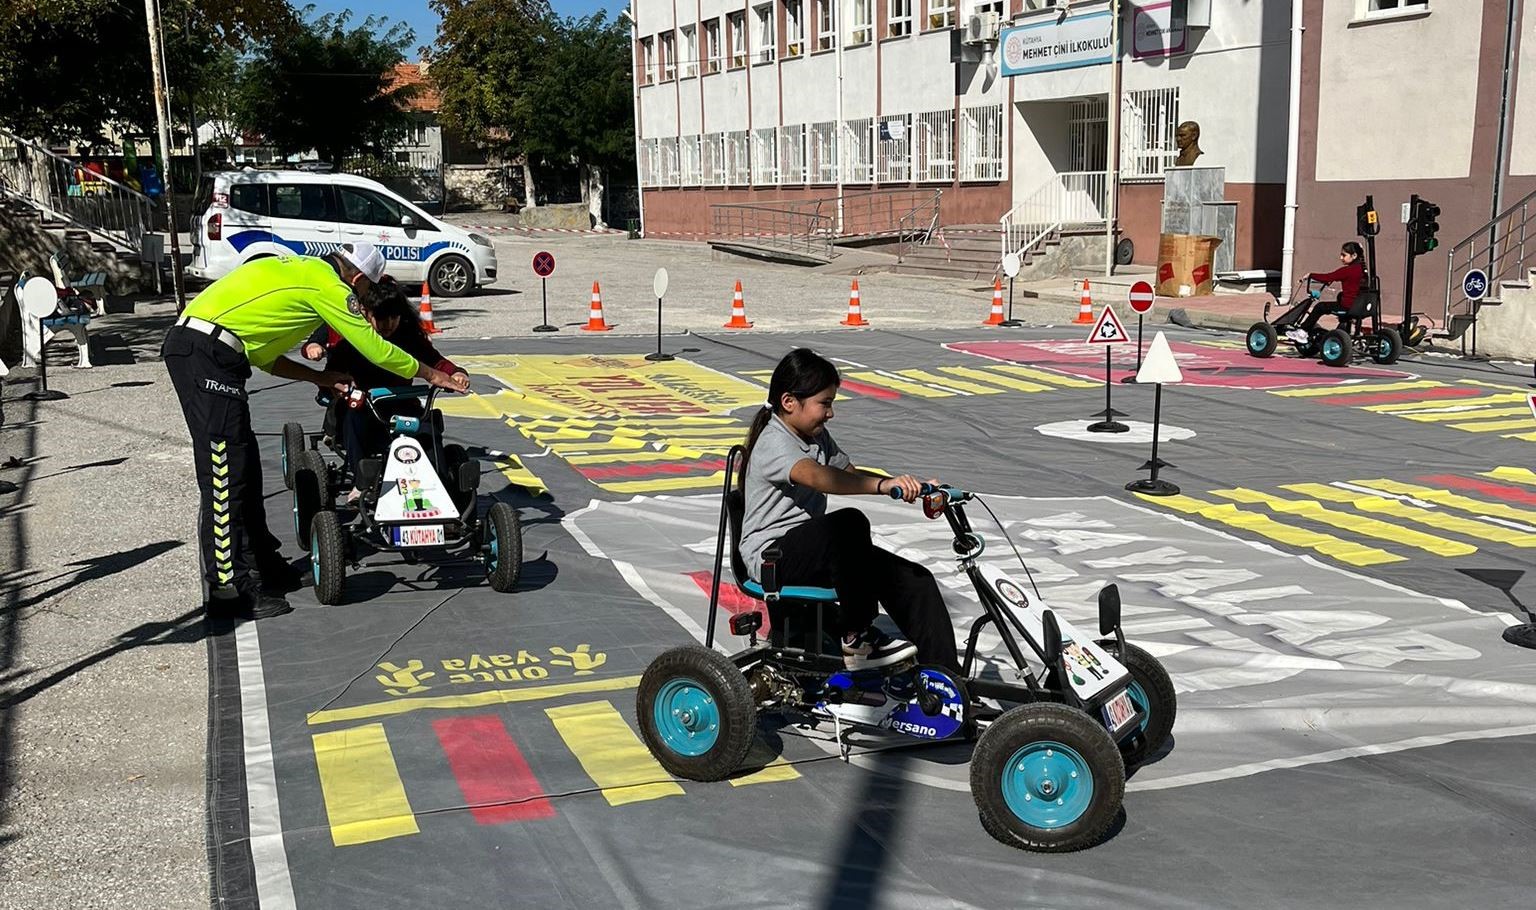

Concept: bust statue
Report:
left=1175, top=121, right=1203, bottom=167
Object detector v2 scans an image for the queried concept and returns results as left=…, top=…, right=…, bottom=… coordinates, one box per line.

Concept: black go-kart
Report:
left=1246, top=277, right=1401, bottom=367
left=635, top=446, right=1176, bottom=853
left=280, top=384, right=522, bottom=604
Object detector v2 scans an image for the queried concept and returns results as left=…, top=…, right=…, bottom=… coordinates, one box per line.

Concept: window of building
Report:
left=639, top=37, right=655, bottom=84
left=754, top=4, right=776, bottom=63
left=1367, top=0, right=1428, bottom=14
left=960, top=103, right=1003, bottom=181
left=681, top=25, right=698, bottom=78
left=784, top=1, right=805, bottom=57
left=1120, top=87, right=1179, bottom=181
left=728, top=13, right=747, bottom=68
left=704, top=20, right=722, bottom=73
left=725, top=130, right=751, bottom=183
left=850, top=0, right=873, bottom=44
left=657, top=137, right=680, bottom=186
left=660, top=31, right=677, bottom=81
left=817, top=0, right=836, bottom=50
left=637, top=139, right=656, bottom=186
left=915, top=109, right=954, bottom=182
left=701, top=133, right=726, bottom=184
left=975, top=0, right=1003, bottom=16
left=927, top=0, right=955, bottom=30
left=876, top=114, right=911, bottom=183
left=752, top=126, right=779, bottom=183
left=888, top=0, right=911, bottom=37
left=779, top=125, right=807, bottom=182
left=679, top=136, right=701, bottom=185
left=842, top=118, right=874, bottom=183
left=1067, top=97, right=1108, bottom=173
left=810, top=121, right=839, bottom=183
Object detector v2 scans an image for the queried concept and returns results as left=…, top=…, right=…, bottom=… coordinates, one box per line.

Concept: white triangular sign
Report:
left=1528, top=393, right=1536, bottom=422
left=1088, top=304, right=1129, bottom=345
left=1136, top=331, right=1183, bottom=384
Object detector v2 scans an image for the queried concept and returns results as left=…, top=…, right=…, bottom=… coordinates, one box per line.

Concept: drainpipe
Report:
left=627, top=2, right=647, bottom=236
left=1278, top=0, right=1304, bottom=305
left=1104, top=0, right=1121, bottom=277
left=1488, top=0, right=1519, bottom=265
left=835, top=0, right=845, bottom=233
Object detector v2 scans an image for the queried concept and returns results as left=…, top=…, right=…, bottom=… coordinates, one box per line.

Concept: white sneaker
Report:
left=841, top=627, right=918, bottom=670
left=1285, top=328, right=1310, bottom=344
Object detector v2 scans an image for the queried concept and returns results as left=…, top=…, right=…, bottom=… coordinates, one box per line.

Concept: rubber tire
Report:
left=1319, top=328, right=1353, bottom=367
left=1370, top=326, right=1403, bottom=365
left=311, top=510, right=347, bottom=605
left=1102, top=641, right=1177, bottom=767
left=636, top=645, right=757, bottom=781
left=970, top=702, right=1125, bottom=853
left=443, top=443, right=473, bottom=511
left=428, top=254, right=474, bottom=298
left=484, top=501, right=523, bottom=593
left=1245, top=322, right=1277, bottom=358
left=281, top=422, right=305, bottom=490
left=291, top=450, right=328, bottom=550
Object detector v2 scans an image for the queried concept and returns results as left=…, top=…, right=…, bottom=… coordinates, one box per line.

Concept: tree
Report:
left=237, top=9, right=417, bottom=165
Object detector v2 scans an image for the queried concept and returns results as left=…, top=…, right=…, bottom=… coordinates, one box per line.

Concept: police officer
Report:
left=163, top=243, right=467, bottom=619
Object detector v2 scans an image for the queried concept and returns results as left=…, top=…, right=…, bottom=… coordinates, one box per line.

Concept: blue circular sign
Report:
left=1463, top=268, right=1489, bottom=301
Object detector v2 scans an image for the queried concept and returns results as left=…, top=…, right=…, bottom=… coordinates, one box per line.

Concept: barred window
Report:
left=876, top=114, right=912, bottom=183
left=680, top=135, right=701, bottom=186
left=960, top=103, right=1003, bottom=181
left=810, top=121, right=839, bottom=184
left=1121, top=87, right=1179, bottom=181
left=915, top=109, right=954, bottom=182
left=842, top=118, right=874, bottom=183
left=701, top=133, right=727, bottom=185
left=752, top=127, right=779, bottom=184
left=657, top=137, right=680, bottom=186
left=779, top=125, right=808, bottom=183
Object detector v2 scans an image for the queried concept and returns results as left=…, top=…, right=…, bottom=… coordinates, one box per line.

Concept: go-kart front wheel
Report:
left=291, top=450, right=329, bottom=550
left=1245, top=322, right=1277, bottom=358
left=1319, top=328, right=1353, bottom=367
left=281, top=422, right=305, bottom=490
left=483, top=501, right=522, bottom=593
left=970, top=703, right=1125, bottom=853
left=1370, top=326, right=1403, bottom=365
left=637, top=645, right=757, bottom=781
left=1102, top=641, right=1177, bottom=767
left=311, top=510, right=347, bottom=605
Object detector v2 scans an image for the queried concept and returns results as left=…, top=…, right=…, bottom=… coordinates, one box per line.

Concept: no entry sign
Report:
left=1128, top=280, right=1155, bottom=314
left=532, top=251, right=556, bottom=278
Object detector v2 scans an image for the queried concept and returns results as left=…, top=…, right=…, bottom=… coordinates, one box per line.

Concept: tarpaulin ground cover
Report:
left=209, top=328, right=1536, bottom=909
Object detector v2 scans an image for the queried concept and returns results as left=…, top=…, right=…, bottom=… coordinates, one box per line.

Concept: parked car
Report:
left=186, top=169, right=496, bottom=297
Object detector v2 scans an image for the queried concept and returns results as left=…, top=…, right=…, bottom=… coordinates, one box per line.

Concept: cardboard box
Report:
left=1156, top=233, right=1223, bottom=297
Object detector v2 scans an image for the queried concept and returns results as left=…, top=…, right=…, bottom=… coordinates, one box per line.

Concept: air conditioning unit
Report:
left=964, top=12, right=1001, bottom=45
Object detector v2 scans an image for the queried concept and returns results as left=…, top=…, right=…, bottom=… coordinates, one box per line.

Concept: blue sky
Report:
left=304, top=1, right=623, bottom=55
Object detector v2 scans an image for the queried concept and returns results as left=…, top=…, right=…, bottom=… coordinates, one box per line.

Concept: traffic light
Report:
left=1408, top=195, right=1442, bottom=256
left=1357, top=196, right=1380, bottom=237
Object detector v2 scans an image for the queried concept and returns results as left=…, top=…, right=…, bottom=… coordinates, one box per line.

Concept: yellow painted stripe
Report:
left=599, top=471, right=727, bottom=495
left=1284, top=483, right=1536, bottom=547
left=1393, top=406, right=1534, bottom=422
left=308, top=674, right=644, bottom=726
left=1364, top=392, right=1528, bottom=413
left=939, top=365, right=1052, bottom=393
left=1210, top=488, right=1475, bottom=557
left=1484, top=467, right=1536, bottom=487
left=895, top=369, right=1005, bottom=395
left=1457, top=378, right=1536, bottom=393
left=496, top=458, right=548, bottom=497
left=730, top=756, right=802, bottom=787
left=845, top=370, right=952, bottom=398
left=312, top=724, right=418, bottom=846
left=1505, top=432, right=1536, bottom=442
left=1141, top=493, right=1404, bottom=566
left=1353, top=479, right=1536, bottom=525
left=986, top=364, right=1100, bottom=389
left=1271, top=380, right=1444, bottom=398
left=545, top=701, right=685, bottom=806
left=1447, top=417, right=1536, bottom=432
left=566, top=449, right=710, bottom=465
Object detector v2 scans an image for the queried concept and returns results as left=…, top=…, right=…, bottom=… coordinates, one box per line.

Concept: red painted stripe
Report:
left=432, top=715, right=555, bottom=824
left=578, top=458, right=727, bottom=481
left=839, top=379, right=901, bottom=400
left=687, top=570, right=772, bottom=635
left=1416, top=474, right=1536, bottom=507
left=1314, top=386, right=1486, bottom=407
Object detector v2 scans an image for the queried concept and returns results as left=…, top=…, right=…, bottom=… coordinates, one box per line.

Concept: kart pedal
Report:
left=728, top=611, right=763, bottom=637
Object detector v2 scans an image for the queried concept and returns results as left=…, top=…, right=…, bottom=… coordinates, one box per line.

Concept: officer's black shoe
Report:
left=258, top=559, right=304, bottom=594
left=208, top=592, right=294, bottom=620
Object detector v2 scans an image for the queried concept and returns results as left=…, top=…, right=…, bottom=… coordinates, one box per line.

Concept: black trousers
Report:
left=770, top=509, right=960, bottom=671
left=162, top=326, right=285, bottom=599
left=1300, top=300, right=1348, bottom=333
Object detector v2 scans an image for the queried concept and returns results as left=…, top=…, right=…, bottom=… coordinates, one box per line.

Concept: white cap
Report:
left=339, top=242, right=386, bottom=282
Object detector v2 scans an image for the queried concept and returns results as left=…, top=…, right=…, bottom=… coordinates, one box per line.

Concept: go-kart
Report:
left=1246, top=277, right=1401, bottom=367
left=282, top=384, right=522, bottom=604
left=636, top=447, right=1176, bottom=852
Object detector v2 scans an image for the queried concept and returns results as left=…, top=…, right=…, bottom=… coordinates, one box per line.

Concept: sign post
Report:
left=1462, top=267, right=1489, bottom=360
left=1121, top=280, right=1156, bottom=383
left=1125, top=331, right=1184, bottom=497
left=1086, top=304, right=1130, bottom=433
left=646, top=267, right=674, bottom=362
left=20, top=276, right=67, bottom=402
left=1000, top=253, right=1024, bottom=327
left=531, top=251, right=557, bottom=333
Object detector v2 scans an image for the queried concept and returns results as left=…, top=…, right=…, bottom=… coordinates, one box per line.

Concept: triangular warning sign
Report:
left=1088, top=304, right=1129, bottom=345
left=1527, top=393, right=1536, bottom=422
left=1136, top=331, right=1184, bottom=384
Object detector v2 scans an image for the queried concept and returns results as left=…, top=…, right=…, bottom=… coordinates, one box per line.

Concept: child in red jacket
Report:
left=1287, top=241, right=1366, bottom=343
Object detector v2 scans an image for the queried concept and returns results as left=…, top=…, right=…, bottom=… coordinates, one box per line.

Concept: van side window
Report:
left=338, top=186, right=407, bottom=227
left=272, top=184, right=337, bottom=221
left=229, top=184, right=269, bottom=216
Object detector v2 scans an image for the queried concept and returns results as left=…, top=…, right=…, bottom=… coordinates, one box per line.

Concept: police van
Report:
left=187, top=170, right=498, bottom=297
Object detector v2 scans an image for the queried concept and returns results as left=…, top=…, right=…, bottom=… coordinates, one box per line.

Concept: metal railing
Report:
left=1441, top=185, right=1536, bottom=336
left=0, top=127, right=153, bottom=253
left=710, top=188, right=942, bottom=260
left=999, top=170, right=1108, bottom=263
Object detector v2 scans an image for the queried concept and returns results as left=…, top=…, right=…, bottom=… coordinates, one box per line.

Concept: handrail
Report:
left=0, top=126, right=154, bottom=253
left=709, top=188, right=941, bottom=260
left=1440, top=184, right=1536, bottom=336
left=1000, top=170, right=1108, bottom=265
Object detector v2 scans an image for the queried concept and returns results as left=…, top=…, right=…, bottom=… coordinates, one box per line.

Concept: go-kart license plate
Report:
left=1101, top=689, right=1137, bottom=736
left=392, top=524, right=443, bottom=547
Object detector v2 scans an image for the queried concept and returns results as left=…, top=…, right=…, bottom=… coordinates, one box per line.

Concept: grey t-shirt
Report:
left=739, top=414, right=852, bottom=580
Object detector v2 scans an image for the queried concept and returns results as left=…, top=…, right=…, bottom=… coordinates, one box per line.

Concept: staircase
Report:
left=1437, top=186, right=1536, bottom=342
left=894, top=224, right=1012, bottom=281
left=0, top=126, right=154, bottom=258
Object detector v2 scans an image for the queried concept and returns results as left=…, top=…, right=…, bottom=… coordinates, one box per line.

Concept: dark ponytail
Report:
left=740, top=348, right=841, bottom=484
left=1342, top=241, right=1367, bottom=278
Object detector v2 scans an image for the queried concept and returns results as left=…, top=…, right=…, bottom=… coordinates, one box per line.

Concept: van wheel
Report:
left=429, top=255, right=474, bottom=297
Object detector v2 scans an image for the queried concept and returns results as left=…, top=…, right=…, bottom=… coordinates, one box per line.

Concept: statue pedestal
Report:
left=1162, top=167, right=1237, bottom=276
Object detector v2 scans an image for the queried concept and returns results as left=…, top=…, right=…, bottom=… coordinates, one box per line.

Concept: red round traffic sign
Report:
left=532, top=250, right=556, bottom=278
left=1128, top=280, right=1155, bottom=314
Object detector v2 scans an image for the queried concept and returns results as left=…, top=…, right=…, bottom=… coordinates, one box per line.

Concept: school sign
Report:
left=1000, top=10, right=1116, bottom=77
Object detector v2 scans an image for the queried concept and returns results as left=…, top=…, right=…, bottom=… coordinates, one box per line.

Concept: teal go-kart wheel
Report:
left=637, top=645, right=756, bottom=781
left=483, top=501, right=523, bottom=593
left=290, top=450, right=329, bottom=550
left=281, top=422, right=305, bottom=490
left=1370, top=326, right=1403, bottom=365
left=311, top=510, right=347, bottom=605
left=1319, top=328, right=1353, bottom=367
left=1102, top=641, right=1177, bottom=767
left=970, top=703, right=1125, bottom=852
left=1245, top=322, right=1277, bottom=358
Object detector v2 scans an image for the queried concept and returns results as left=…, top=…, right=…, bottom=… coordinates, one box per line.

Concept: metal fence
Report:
left=0, top=126, right=153, bottom=252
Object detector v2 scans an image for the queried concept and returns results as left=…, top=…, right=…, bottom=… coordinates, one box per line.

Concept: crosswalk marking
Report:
left=985, top=363, right=1100, bottom=389
left=730, top=755, right=803, bottom=787
left=1210, top=488, right=1476, bottom=557
left=1484, top=467, right=1536, bottom=487
left=938, top=365, right=1053, bottom=392
left=1447, top=417, right=1536, bottom=433
left=845, top=370, right=952, bottom=398
left=1271, top=380, right=1443, bottom=398
left=598, top=471, right=729, bottom=495
left=545, top=701, right=686, bottom=807
left=312, top=724, right=419, bottom=846
left=895, top=368, right=1005, bottom=395
left=1136, top=493, right=1404, bottom=566
left=1351, top=479, right=1536, bottom=527
left=1389, top=406, right=1532, bottom=422
left=1364, top=391, right=1529, bottom=413
left=1282, top=483, right=1536, bottom=548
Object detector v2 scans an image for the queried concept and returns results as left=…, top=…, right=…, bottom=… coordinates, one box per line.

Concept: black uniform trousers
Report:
left=162, top=325, right=286, bottom=600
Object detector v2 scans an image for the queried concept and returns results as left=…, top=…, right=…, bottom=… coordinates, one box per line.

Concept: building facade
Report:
left=632, top=0, right=1290, bottom=271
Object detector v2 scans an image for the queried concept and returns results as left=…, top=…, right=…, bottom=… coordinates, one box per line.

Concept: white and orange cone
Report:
left=984, top=277, right=1005, bottom=326
left=723, top=280, right=753, bottom=329
left=842, top=278, right=869, bottom=327
left=1074, top=278, right=1094, bottom=325
left=581, top=280, right=612, bottom=332
left=419, top=281, right=442, bottom=334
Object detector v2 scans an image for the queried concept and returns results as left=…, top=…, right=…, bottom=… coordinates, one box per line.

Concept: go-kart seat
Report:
left=1337, top=287, right=1378, bottom=337
left=724, top=489, right=838, bottom=603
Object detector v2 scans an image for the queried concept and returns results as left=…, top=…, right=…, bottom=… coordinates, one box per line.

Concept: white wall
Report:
left=1506, top=1, right=1536, bottom=175
left=881, top=32, right=961, bottom=114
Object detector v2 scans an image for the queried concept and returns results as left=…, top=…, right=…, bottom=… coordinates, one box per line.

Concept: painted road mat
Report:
left=213, top=329, right=1536, bottom=909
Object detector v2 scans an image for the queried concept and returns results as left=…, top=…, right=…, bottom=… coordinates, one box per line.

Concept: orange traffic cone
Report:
left=581, top=280, right=611, bottom=332
left=984, top=277, right=1005, bottom=326
left=723, top=280, right=753, bottom=329
left=842, top=278, right=869, bottom=327
left=419, top=282, right=442, bottom=334
left=1074, top=278, right=1094, bottom=324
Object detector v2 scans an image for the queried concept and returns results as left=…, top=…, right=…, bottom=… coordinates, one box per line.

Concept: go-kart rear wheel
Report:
left=281, top=422, right=305, bottom=490
left=1102, top=641, right=1177, bottom=767
left=636, top=645, right=756, bottom=781
left=484, top=501, right=523, bottom=593
left=1319, top=328, right=1353, bottom=367
left=1245, top=322, right=1277, bottom=358
left=291, top=450, right=328, bottom=550
left=311, top=510, right=347, bottom=605
left=970, top=702, right=1125, bottom=853
left=1370, top=326, right=1403, bottom=365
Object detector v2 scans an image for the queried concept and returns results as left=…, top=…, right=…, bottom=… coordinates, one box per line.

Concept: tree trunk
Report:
left=585, top=163, right=606, bottom=229
left=522, top=157, right=537, bottom=209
